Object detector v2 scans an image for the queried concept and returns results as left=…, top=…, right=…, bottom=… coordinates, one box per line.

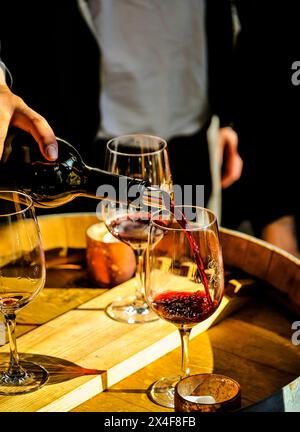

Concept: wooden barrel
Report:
left=0, top=212, right=299, bottom=413
left=29, top=213, right=300, bottom=411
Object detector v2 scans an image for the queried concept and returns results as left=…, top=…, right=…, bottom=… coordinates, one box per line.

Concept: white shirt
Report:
left=87, top=0, right=209, bottom=141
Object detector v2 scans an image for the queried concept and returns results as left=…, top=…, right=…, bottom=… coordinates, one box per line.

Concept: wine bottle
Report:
left=0, top=130, right=167, bottom=209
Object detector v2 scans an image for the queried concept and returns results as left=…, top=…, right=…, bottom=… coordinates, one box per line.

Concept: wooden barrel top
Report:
left=2, top=213, right=299, bottom=412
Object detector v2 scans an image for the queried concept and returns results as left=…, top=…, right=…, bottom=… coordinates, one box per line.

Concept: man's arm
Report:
left=0, top=57, right=58, bottom=161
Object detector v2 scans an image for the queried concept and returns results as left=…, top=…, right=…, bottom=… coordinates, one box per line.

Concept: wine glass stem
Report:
left=134, top=249, right=146, bottom=303
left=5, top=313, right=25, bottom=378
left=179, top=327, right=192, bottom=378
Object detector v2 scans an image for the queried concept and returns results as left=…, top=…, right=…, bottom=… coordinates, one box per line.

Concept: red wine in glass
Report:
left=152, top=290, right=219, bottom=326
left=109, top=213, right=152, bottom=250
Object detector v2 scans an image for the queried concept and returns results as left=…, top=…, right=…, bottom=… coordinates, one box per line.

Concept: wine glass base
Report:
left=148, top=375, right=181, bottom=408
left=0, top=361, right=48, bottom=395
left=105, top=296, right=159, bottom=324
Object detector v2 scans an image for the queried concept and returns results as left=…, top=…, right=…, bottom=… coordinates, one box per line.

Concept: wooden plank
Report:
left=0, top=276, right=246, bottom=412
left=73, top=331, right=213, bottom=413
left=0, top=285, right=105, bottom=347
left=16, top=287, right=105, bottom=326
left=74, top=298, right=300, bottom=412
left=0, top=370, right=103, bottom=413
left=74, top=334, right=298, bottom=412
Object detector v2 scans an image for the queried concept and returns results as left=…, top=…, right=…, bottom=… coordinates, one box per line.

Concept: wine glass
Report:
left=0, top=190, right=48, bottom=394
left=145, top=205, right=224, bottom=408
left=102, top=134, right=172, bottom=324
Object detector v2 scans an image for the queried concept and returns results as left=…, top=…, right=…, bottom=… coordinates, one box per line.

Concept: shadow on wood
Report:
left=0, top=353, right=106, bottom=386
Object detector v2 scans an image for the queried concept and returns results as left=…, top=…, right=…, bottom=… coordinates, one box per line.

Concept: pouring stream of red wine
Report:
left=152, top=197, right=212, bottom=305
left=171, top=205, right=212, bottom=305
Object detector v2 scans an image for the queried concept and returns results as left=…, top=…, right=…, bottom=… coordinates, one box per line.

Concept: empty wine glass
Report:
left=145, top=205, right=224, bottom=408
left=102, top=134, right=172, bottom=324
left=0, top=190, right=48, bottom=394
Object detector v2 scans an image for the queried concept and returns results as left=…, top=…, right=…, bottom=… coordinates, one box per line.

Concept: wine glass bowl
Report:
left=106, top=134, right=172, bottom=190
left=103, top=205, right=152, bottom=251
left=102, top=134, right=172, bottom=324
left=0, top=191, right=48, bottom=394
left=145, top=206, right=224, bottom=407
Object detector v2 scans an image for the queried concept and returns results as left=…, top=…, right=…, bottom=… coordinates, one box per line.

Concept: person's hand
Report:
left=219, top=126, right=243, bottom=188
left=0, top=83, right=58, bottom=161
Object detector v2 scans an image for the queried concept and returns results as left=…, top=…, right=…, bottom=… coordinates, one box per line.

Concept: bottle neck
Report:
left=83, top=165, right=149, bottom=205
